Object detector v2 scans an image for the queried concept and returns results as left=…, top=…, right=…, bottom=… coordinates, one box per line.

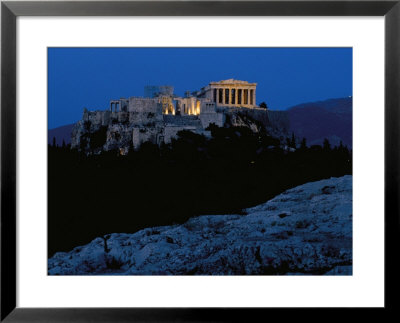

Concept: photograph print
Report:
left=48, top=48, right=352, bottom=275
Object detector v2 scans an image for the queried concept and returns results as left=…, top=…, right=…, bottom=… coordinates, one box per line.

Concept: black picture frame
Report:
left=1, top=0, right=399, bottom=321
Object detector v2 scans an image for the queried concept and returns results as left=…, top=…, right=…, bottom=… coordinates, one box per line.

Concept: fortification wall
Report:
left=81, top=110, right=116, bottom=127
left=163, top=125, right=200, bottom=144
left=199, top=112, right=224, bottom=129
left=200, top=102, right=216, bottom=114
left=128, top=98, right=163, bottom=126
left=128, top=97, right=160, bottom=113
left=132, top=127, right=164, bottom=150
left=163, top=115, right=202, bottom=127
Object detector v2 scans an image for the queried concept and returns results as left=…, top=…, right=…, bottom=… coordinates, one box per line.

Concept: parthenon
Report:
left=198, top=79, right=257, bottom=108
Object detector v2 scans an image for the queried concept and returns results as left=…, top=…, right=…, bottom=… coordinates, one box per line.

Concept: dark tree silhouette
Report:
left=323, top=138, right=331, bottom=151
left=290, top=132, right=296, bottom=148
left=300, top=138, right=307, bottom=150
left=286, top=137, right=291, bottom=148
left=338, top=140, right=344, bottom=150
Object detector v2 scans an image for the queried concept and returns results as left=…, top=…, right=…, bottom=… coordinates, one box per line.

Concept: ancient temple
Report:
left=198, top=79, right=257, bottom=108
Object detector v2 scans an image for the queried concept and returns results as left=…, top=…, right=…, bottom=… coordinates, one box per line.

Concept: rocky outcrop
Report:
left=70, top=103, right=167, bottom=153
left=220, top=107, right=290, bottom=141
left=70, top=105, right=289, bottom=154
left=48, top=175, right=352, bottom=275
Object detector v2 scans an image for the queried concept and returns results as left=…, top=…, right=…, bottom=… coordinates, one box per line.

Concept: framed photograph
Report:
left=1, top=0, right=398, bottom=321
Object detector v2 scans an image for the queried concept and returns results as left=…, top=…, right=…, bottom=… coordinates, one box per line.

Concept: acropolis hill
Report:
left=71, top=79, right=289, bottom=154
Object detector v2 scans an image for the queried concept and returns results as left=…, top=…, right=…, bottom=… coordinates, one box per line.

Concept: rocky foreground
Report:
left=48, top=176, right=352, bottom=275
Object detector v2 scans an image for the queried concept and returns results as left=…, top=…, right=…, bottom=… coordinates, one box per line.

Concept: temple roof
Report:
left=209, top=79, right=257, bottom=85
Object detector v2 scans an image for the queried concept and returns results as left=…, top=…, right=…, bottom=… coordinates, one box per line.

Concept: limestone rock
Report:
left=48, top=175, right=352, bottom=275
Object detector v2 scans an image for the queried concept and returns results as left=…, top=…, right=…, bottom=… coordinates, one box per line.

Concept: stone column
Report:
left=216, top=87, right=220, bottom=105
left=249, top=89, right=252, bottom=106
left=235, top=88, right=238, bottom=106
left=249, top=89, right=252, bottom=105
left=223, top=87, right=226, bottom=105
left=253, top=88, right=256, bottom=107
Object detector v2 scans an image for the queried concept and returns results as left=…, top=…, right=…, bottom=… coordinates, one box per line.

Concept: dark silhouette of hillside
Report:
left=48, top=126, right=352, bottom=257
left=287, top=97, right=352, bottom=148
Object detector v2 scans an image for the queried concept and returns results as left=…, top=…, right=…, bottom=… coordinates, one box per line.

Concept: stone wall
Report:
left=164, top=125, right=207, bottom=144
left=128, top=97, right=160, bottom=113
left=200, top=102, right=216, bottom=114
left=197, top=102, right=224, bottom=129
left=128, top=98, right=164, bottom=126
left=132, top=126, right=164, bottom=150
left=129, top=98, right=164, bottom=150
left=163, top=115, right=202, bottom=127
left=199, top=112, right=224, bottom=129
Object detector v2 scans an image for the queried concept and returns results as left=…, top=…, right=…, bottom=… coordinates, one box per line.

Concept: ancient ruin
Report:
left=198, top=79, right=257, bottom=108
left=71, top=79, right=288, bottom=154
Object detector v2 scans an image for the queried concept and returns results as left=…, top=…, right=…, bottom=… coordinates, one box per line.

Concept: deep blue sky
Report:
left=48, top=47, right=352, bottom=129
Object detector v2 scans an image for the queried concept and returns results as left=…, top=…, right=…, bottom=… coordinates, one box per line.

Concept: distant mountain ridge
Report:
left=48, top=123, right=74, bottom=146
left=287, top=97, right=352, bottom=148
